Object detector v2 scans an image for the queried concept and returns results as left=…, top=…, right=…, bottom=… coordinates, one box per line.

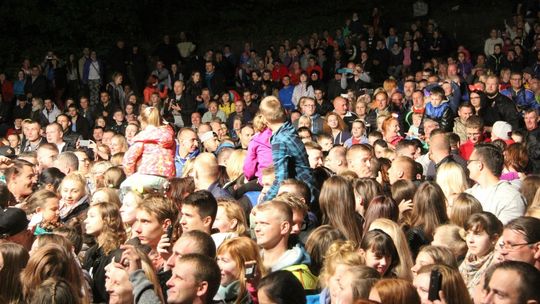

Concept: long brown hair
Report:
left=319, top=176, right=363, bottom=246
left=89, top=203, right=127, bottom=255
left=372, top=278, right=420, bottom=304
left=408, top=182, right=449, bottom=238
left=418, top=264, right=473, bottom=304
left=0, top=243, right=29, bottom=304
left=20, top=243, right=88, bottom=303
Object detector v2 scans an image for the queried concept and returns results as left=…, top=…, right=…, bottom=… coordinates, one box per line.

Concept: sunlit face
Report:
left=413, top=272, right=430, bottom=302
left=213, top=206, right=236, bottom=233
left=254, top=210, right=288, bottom=249
left=411, top=251, right=435, bottom=278
left=363, top=247, right=392, bottom=275
left=217, top=251, right=240, bottom=287
left=84, top=207, right=104, bottom=236
left=166, top=261, right=199, bottom=304
left=307, top=148, right=323, bottom=169
left=466, top=127, right=482, bottom=144
left=180, top=204, right=208, bottom=233
left=133, top=209, right=165, bottom=248
left=355, top=102, right=367, bottom=115
left=483, top=269, right=523, bottom=304
left=120, top=193, right=139, bottom=225
left=458, top=106, right=473, bottom=122
left=333, top=98, right=348, bottom=115
left=319, top=138, right=333, bottom=152
left=347, top=150, right=372, bottom=178
left=499, top=228, right=538, bottom=265
left=45, top=125, right=63, bottom=144
left=125, top=125, right=138, bottom=142
left=105, top=262, right=133, bottom=304
left=110, top=137, right=125, bottom=155
left=524, top=111, right=539, bottom=131
left=329, top=264, right=350, bottom=304
left=351, top=122, right=365, bottom=138
left=39, top=197, right=60, bottom=223
left=384, top=119, right=400, bottom=139
left=466, top=228, right=495, bottom=257
left=327, top=115, right=339, bottom=129
left=60, top=179, right=84, bottom=205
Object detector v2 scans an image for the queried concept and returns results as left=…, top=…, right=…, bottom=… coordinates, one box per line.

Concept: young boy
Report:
left=259, top=96, right=317, bottom=204
left=344, top=120, right=368, bottom=148
left=423, top=86, right=454, bottom=132
left=110, top=109, right=127, bottom=134
left=459, top=115, right=490, bottom=160
left=407, top=112, right=423, bottom=139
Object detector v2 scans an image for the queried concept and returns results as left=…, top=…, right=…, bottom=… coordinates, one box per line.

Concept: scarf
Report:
left=459, top=250, right=495, bottom=294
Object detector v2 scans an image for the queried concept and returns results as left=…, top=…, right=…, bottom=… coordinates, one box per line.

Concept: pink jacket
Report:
left=123, top=124, right=176, bottom=177
left=243, top=128, right=272, bottom=184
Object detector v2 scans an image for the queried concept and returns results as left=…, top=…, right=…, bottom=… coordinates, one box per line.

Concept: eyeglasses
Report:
left=498, top=241, right=536, bottom=251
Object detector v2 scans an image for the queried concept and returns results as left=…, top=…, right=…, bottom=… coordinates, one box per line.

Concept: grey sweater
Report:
left=129, top=269, right=163, bottom=304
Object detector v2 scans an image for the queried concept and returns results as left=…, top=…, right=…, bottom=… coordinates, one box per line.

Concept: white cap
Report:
left=492, top=121, right=512, bottom=140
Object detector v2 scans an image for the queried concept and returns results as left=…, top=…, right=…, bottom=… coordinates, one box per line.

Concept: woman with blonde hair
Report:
left=213, top=200, right=248, bottom=236
left=243, top=112, right=272, bottom=186
left=91, top=187, right=121, bottom=207
left=311, top=240, right=365, bottom=304
left=224, top=149, right=247, bottom=192
left=58, top=172, right=90, bottom=224
left=83, top=202, right=127, bottom=302
left=0, top=243, right=29, bottom=304
left=20, top=243, right=89, bottom=303
left=215, top=237, right=266, bottom=303
left=122, top=106, right=176, bottom=193
left=432, top=224, right=468, bottom=261
left=110, top=134, right=128, bottom=156
left=89, top=161, right=114, bottom=192
left=369, top=218, right=414, bottom=281
left=411, top=245, right=458, bottom=278
left=448, top=193, right=483, bottom=228
left=414, top=264, right=473, bottom=304
left=436, top=161, right=469, bottom=205
left=319, top=176, right=364, bottom=246
left=325, top=112, right=351, bottom=145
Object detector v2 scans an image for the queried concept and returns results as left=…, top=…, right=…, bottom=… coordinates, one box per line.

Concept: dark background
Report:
left=0, top=0, right=514, bottom=73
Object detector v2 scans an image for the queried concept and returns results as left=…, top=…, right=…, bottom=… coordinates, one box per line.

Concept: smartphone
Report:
left=428, top=269, right=442, bottom=301
left=79, top=139, right=90, bottom=147
left=245, top=262, right=257, bottom=279
left=166, top=225, right=174, bottom=240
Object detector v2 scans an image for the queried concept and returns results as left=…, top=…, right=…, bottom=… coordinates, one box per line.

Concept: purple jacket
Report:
left=243, top=128, right=273, bottom=185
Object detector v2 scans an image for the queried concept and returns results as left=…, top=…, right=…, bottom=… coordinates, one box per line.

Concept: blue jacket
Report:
left=278, top=86, right=295, bottom=110
left=501, top=87, right=540, bottom=112
left=424, top=101, right=454, bottom=132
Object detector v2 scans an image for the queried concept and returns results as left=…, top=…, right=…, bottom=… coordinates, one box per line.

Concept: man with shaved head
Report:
left=193, top=152, right=232, bottom=199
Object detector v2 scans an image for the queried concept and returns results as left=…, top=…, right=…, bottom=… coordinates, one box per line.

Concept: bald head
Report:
left=332, top=96, right=348, bottom=116
left=325, top=145, right=348, bottom=174
left=429, top=133, right=451, bottom=163
left=194, top=152, right=219, bottom=187
left=388, top=156, right=416, bottom=184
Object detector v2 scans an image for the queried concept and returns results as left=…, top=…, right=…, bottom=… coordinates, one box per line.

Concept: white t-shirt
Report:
left=466, top=181, right=526, bottom=224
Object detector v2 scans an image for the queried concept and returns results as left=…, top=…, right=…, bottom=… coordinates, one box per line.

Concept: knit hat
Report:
left=492, top=121, right=512, bottom=140
left=0, top=207, right=29, bottom=238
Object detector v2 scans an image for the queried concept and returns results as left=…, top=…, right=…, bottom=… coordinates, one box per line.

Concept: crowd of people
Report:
left=1, top=2, right=540, bottom=304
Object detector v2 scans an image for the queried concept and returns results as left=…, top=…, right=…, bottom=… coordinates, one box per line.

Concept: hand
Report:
left=399, top=199, right=413, bottom=215
left=0, top=156, right=13, bottom=170
left=119, top=244, right=142, bottom=275
left=157, top=233, right=172, bottom=261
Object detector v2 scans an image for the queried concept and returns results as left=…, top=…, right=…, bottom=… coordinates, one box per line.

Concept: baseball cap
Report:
left=492, top=121, right=512, bottom=140
left=0, top=207, right=29, bottom=238
left=0, top=146, right=16, bottom=158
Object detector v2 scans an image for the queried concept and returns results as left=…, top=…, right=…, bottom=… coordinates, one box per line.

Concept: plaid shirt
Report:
left=264, top=121, right=317, bottom=202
